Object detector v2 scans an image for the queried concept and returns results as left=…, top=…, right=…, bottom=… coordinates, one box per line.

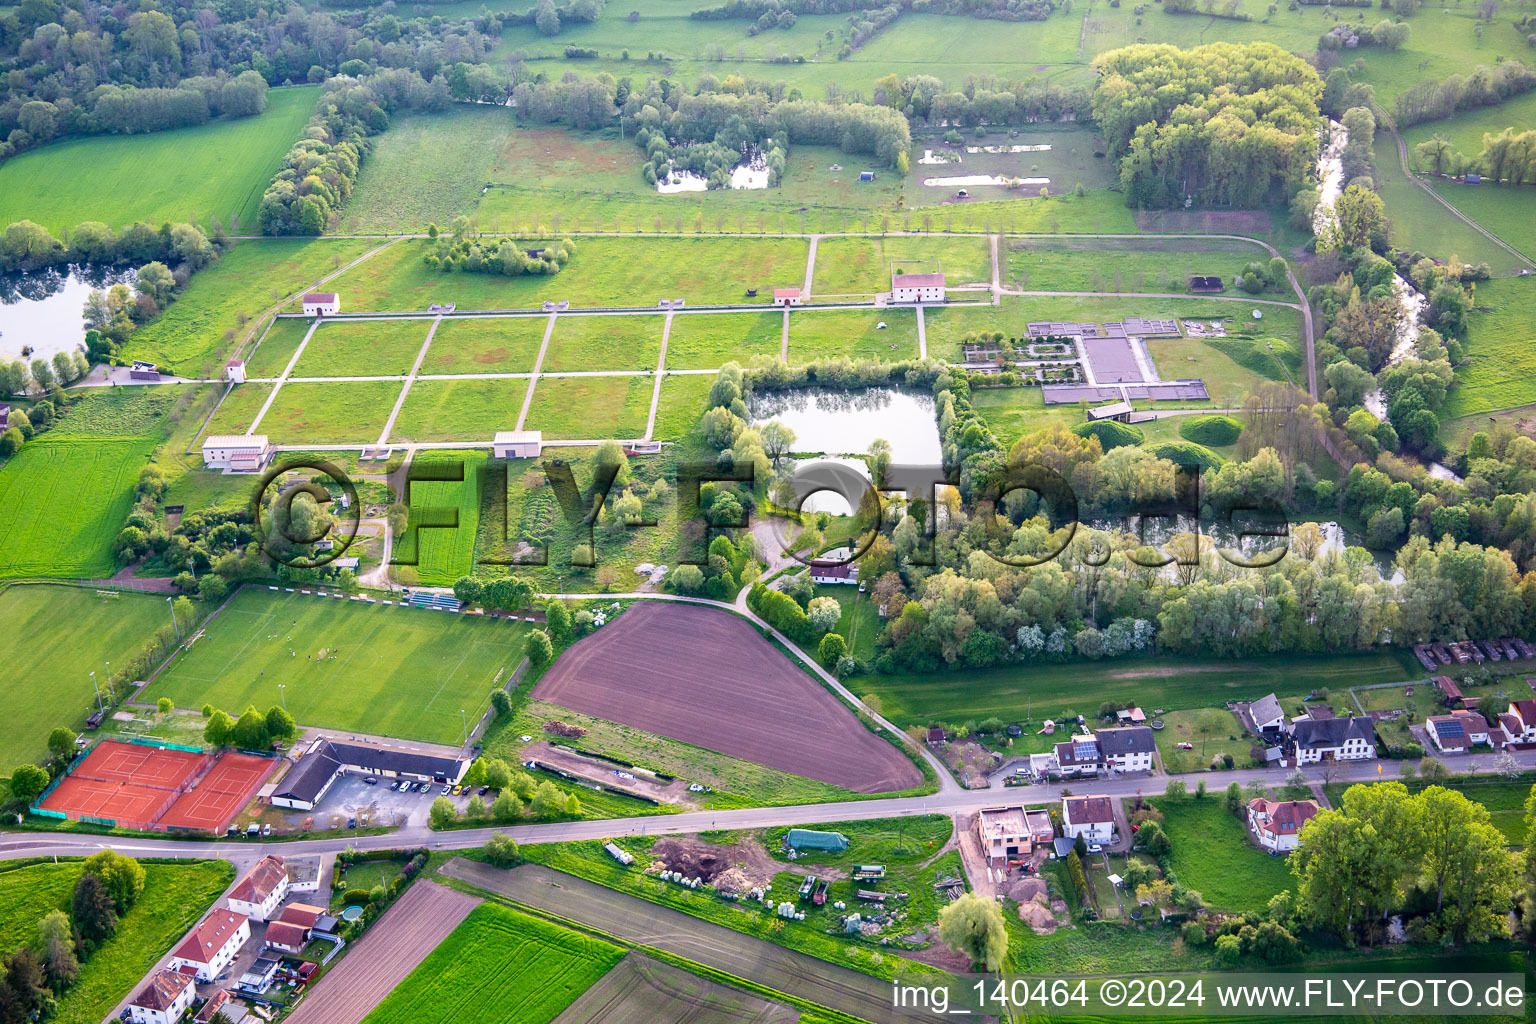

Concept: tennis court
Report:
left=72, top=740, right=206, bottom=789
left=159, top=752, right=275, bottom=831
left=39, top=775, right=178, bottom=830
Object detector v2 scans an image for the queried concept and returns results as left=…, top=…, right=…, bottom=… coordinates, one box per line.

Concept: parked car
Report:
left=478, top=786, right=490, bottom=796
left=415, top=781, right=429, bottom=793
left=451, top=785, right=463, bottom=795
left=246, top=823, right=260, bottom=837
left=440, top=784, right=451, bottom=795
left=261, top=823, right=272, bottom=836
left=347, top=816, right=355, bottom=828
left=1087, top=843, right=1103, bottom=853
left=363, top=776, right=376, bottom=786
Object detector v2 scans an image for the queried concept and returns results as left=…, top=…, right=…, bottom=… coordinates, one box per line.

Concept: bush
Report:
left=341, top=887, right=372, bottom=906
left=1143, top=440, right=1225, bottom=470
left=1178, top=414, right=1243, bottom=447
left=1071, top=419, right=1145, bottom=450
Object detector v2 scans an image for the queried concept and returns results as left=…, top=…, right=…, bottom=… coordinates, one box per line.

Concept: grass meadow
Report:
left=0, top=436, right=156, bottom=579
left=0, top=85, right=318, bottom=234
left=1427, top=182, right=1536, bottom=270
left=1152, top=707, right=1253, bottom=774
left=0, top=860, right=232, bottom=1024
left=255, top=380, right=400, bottom=444
left=524, top=375, right=653, bottom=439
left=664, top=310, right=784, bottom=369
left=0, top=585, right=171, bottom=764
left=392, top=379, right=531, bottom=443
left=810, top=234, right=991, bottom=296
left=423, top=316, right=548, bottom=374
left=124, top=237, right=379, bottom=374
left=362, top=902, right=624, bottom=1024
left=847, top=649, right=1417, bottom=729
left=400, top=450, right=487, bottom=586
left=1441, top=277, right=1536, bottom=419
left=245, top=318, right=314, bottom=377
left=1150, top=795, right=1295, bottom=914
left=1005, top=237, right=1275, bottom=293
left=141, top=586, right=525, bottom=743
left=968, top=387, right=1081, bottom=446
left=1370, top=136, right=1520, bottom=274
left=293, top=319, right=432, bottom=377
left=544, top=314, right=665, bottom=373
left=652, top=375, right=714, bottom=439
left=787, top=307, right=919, bottom=362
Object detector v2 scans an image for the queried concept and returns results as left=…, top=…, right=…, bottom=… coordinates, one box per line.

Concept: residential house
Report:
left=1240, top=693, right=1287, bottom=735
left=1427, top=711, right=1491, bottom=753
left=301, top=292, right=340, bottom=315
left=1052, top=735, right=1102, bottom=776
left=1291, top=716, right=1376, bottom=762
left=192, top=990, right=243, bottom=1024
left=263, top=920, right=309, bottom=955
left=1061, top=795, right=1115, bottom=843
left=1247, top=798, right=1319, bottom=853
left=227, top=855, right=289, bottom=921
left=809, top=563, right=858, bottom=585
left=1498, top=699, right=1536, bottom=744
left=127, top=969, right=197, bottom=1024
left=975, top=806, right=1055, bottom=864
left=890, top=272, right=946, bottom=303
left=1096, top=726, right=1157, bottom=772
left=168, top=909, right=249, bottom=981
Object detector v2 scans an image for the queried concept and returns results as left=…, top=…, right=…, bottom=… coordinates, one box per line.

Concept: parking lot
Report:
left=300, top=774, right=496, bottom=829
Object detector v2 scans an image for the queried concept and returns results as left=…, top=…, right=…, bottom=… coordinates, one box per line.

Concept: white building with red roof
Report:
left=890, top=272, right=946, bottom=303
left=1247, top=798, right=1319, bottom=853
left=168, top=908, right=250, bottom=981
left=127, top=968, right=197, bottom=1024
left=301, top=292, right=340, bottom=315
left=228, top=855, right=289, bottom=921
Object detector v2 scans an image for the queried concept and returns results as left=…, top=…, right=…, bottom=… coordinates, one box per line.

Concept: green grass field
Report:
left=524, top=375, right=653, bottom=439
left=0, top=436, right=157, bottom=580
left=140, top=586, right=525, bottom=743
left=328, top=237, right=809, bottom=312
left=255, top=380, right=400, bottom=444
left=201, top=382, right=274, bottom=441
left=1153, top=707, right=1253, bottom=774
left=1426, top=182, right=1536, bottom=271
left=341, top=106, right=519, bottom=233
left=811, top=235, right=991, bottom=296
left=1441, top=277, right=1536, bottom=419
left=922, top=300, right=1036, bottom=361
left=391, top=379, right=531, bottom=443
left=363, top=902, right=624, bottom=1024
left=1370, top=135, right=1517, bottom=273
left=787, top=307, right=919, bottom=362
left=545, top=314, right=664, bottom=373
left=1005, top=238, right=1274, bottom=293
left=245, top=318, right=314, bottom=377
left=400, top=450, right=487, bottom=586
left=0, top=859, right=232, bottom=1024
left=664, top=310, right=784, bottom=369
left=1402, top=89, right=1536, bottom=161
left=124, top=237, right=379, bottom=375
left=423, top=317, right=548, bottom=374
left=968, top=387, right=1081, bottom=446
left=293, top=319, right=432, bottom=377
left=1151, top=795, right=1295, bottom=914
left=848, top=650, right=1417, bottom=729
left=0, top=585, right=172, bottom=765
left=652, top=375, right=713, bottom=439
left=0, top=86, right=318, bottom=234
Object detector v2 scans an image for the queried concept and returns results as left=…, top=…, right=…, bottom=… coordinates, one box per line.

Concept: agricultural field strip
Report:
left=375, top=315, right=446, bottom=448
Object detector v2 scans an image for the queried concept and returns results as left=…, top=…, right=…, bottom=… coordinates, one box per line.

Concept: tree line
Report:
left=1393, top=60, right=1536, bottom=128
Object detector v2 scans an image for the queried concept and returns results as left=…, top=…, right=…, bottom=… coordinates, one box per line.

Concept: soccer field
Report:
left=140, top=588, right=527, bottom=745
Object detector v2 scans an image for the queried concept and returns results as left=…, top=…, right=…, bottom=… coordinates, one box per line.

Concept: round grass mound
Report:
left=1071, top=419, right=1145, bottom=450
left=1144, top=440, right=1226, bottom=470
left=1178, top=414, right=1243, bottom=447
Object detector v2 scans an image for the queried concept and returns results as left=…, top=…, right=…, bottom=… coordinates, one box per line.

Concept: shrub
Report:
left=1178, top=414, right=1243, bottom=447
left=1070, top=419, right=1145, bottom=450
left=1143, top=440, right=1225, bottom=470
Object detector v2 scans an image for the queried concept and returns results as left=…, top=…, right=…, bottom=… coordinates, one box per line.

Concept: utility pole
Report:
left=104, top=662, right=112, bottom=700
left=461, top=709, right=468, bottom=746
left=90, top=672, right=103, bottom=713
left=166, top=595, right=181, bottom=641
left=279, top=684, right=287, bottom=712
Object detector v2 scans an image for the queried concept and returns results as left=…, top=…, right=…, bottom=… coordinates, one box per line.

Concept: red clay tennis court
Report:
left=159, top=753, right=274, bottom=831
left=38, top=740, right=275, bottom=833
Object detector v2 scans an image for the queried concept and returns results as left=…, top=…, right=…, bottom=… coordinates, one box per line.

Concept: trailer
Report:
left=851, top=864, right=886, bottom=881
left=798, top=875, right=818, bottom=900
left=813, top=879, right=829, bottom=906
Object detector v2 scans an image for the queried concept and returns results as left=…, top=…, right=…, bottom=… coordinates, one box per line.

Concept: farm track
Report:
left=284, top=881, right=480, bottom=1024
left=444, top=860, right=905, bottom=1024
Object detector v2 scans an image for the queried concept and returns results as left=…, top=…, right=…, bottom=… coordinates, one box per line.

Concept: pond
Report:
left=0, top=266, right=132, bottom=362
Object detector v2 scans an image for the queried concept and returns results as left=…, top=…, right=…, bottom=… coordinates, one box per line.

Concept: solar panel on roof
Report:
left=1436, top=720, right=1466, bottom=739
left=1074, top=741, right=1097, bottom=759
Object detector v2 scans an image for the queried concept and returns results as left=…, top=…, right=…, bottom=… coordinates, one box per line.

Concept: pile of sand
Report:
left=1017, top=892, right=1059, bottom=935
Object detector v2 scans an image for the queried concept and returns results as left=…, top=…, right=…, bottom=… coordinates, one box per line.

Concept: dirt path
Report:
left=515, top=312, right=559, bottom=431
left=643, top=310, right=672, bottom=442
left=376, top=316, right=443, bottom=446
left=284, top=881, right=480, bottom=1024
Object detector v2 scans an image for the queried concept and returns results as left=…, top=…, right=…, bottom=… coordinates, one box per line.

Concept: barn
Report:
left=890, top=272, right=946, bottom=303
left=225, top=359, right=247, bottom=383
left=493, top=430, right=542, bottom=458
left=301, top=292, right=340, bottom=316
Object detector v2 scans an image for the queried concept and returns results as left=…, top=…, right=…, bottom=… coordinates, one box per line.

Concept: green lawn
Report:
left=255, top=381, right=400, bottom=445
left=968, top=387, right=1084, bottom=447
left=665, top=311, right=784, bottom=369
left=0, top=859, right=232, bottom=1024
left=200, top=382, right=275, bottom=441
left=652, top=375, right=712, bottom=440
left=327, top=237, right=808, bottom=312
left=340, top=105, right=519, bottom=234
left=1403, top=91, right=1536, bottom=165
left=0, top=436, right=156, bottom=580
left=246, top=318, right=314, bottom=377
left=811, top=235, right=991, bottom=296
left=787, top=308, right=919, bottom=362
left=820, top=585, right=881, bottom=662
left=293, top=319, right=432, bottom=377
left=391, top=379, right=531, bottom=444
left=544, top=314, right=664, bottom=373
left=423, top=317, right=549, bottom=374
left=140, top=586, right=525, bottom=744
left=1145, top=332, right=1291, bottom=406
left=1005, top=238, right=1276, bottom=293
left=1442, top=277, right=1536, bottom=419
left=1153, top=707, right=1254, bottom=774
left=920, top=301, right=1031, bottom=362
left=0, top=86, right=318, bottom=234
left=0, top=585, right=171, bottom=765
left=1426, top=182, right=1536, bottom=272
left=1371, top=135, right=1516, bottom=273
left=399, top=450, right=487, bottom=587
left=1324, top=774, right=1534, bottom=845
left=363, top=902, right=624, bottom=1024
left=123, top=237, right=379, bottom=375
left=1151, top=795, right=1295, bottom=914
left=849, top=650, right=1418, bottom=729
left=524, top=375, right=653, bottom=439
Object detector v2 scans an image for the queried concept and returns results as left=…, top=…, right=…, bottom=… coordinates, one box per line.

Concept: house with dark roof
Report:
left=1427, top=711, right=1491, bottom=753
left=1497, top=700, right=1536, bottom=745
left=227, top=855, right=288, bottom=921
left=1247, top=798, right=1319, bottom=853
left=167, top=908, right=249, bottom=981
left=1052, top=735, right=1102, bottom=776
left=128, top=968, right=196, bottom=1024
left=270, top=738, right=469, bottom=811
left=1239, top=693, right=1287, bottom=735
left=1096, top=726, right=1157, bottom=772
left=1291, top=716, right=1376, bottom=762
left=1062, top=795, right=1114, bottom=842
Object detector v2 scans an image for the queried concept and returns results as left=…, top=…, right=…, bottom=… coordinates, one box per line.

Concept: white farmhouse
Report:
left=1291, top=716, right=1376, bottom=763
left=890, top=272, right=946, bottom=303
left=1096, top=726, right=1157, bottom=772
left=127, top=969, right=196, bottom=1024
left=301, top=292, right=340, bottom=315
left=201, top=434, right=272, bottom=472
left=168, top=909, right=249, bottom=981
